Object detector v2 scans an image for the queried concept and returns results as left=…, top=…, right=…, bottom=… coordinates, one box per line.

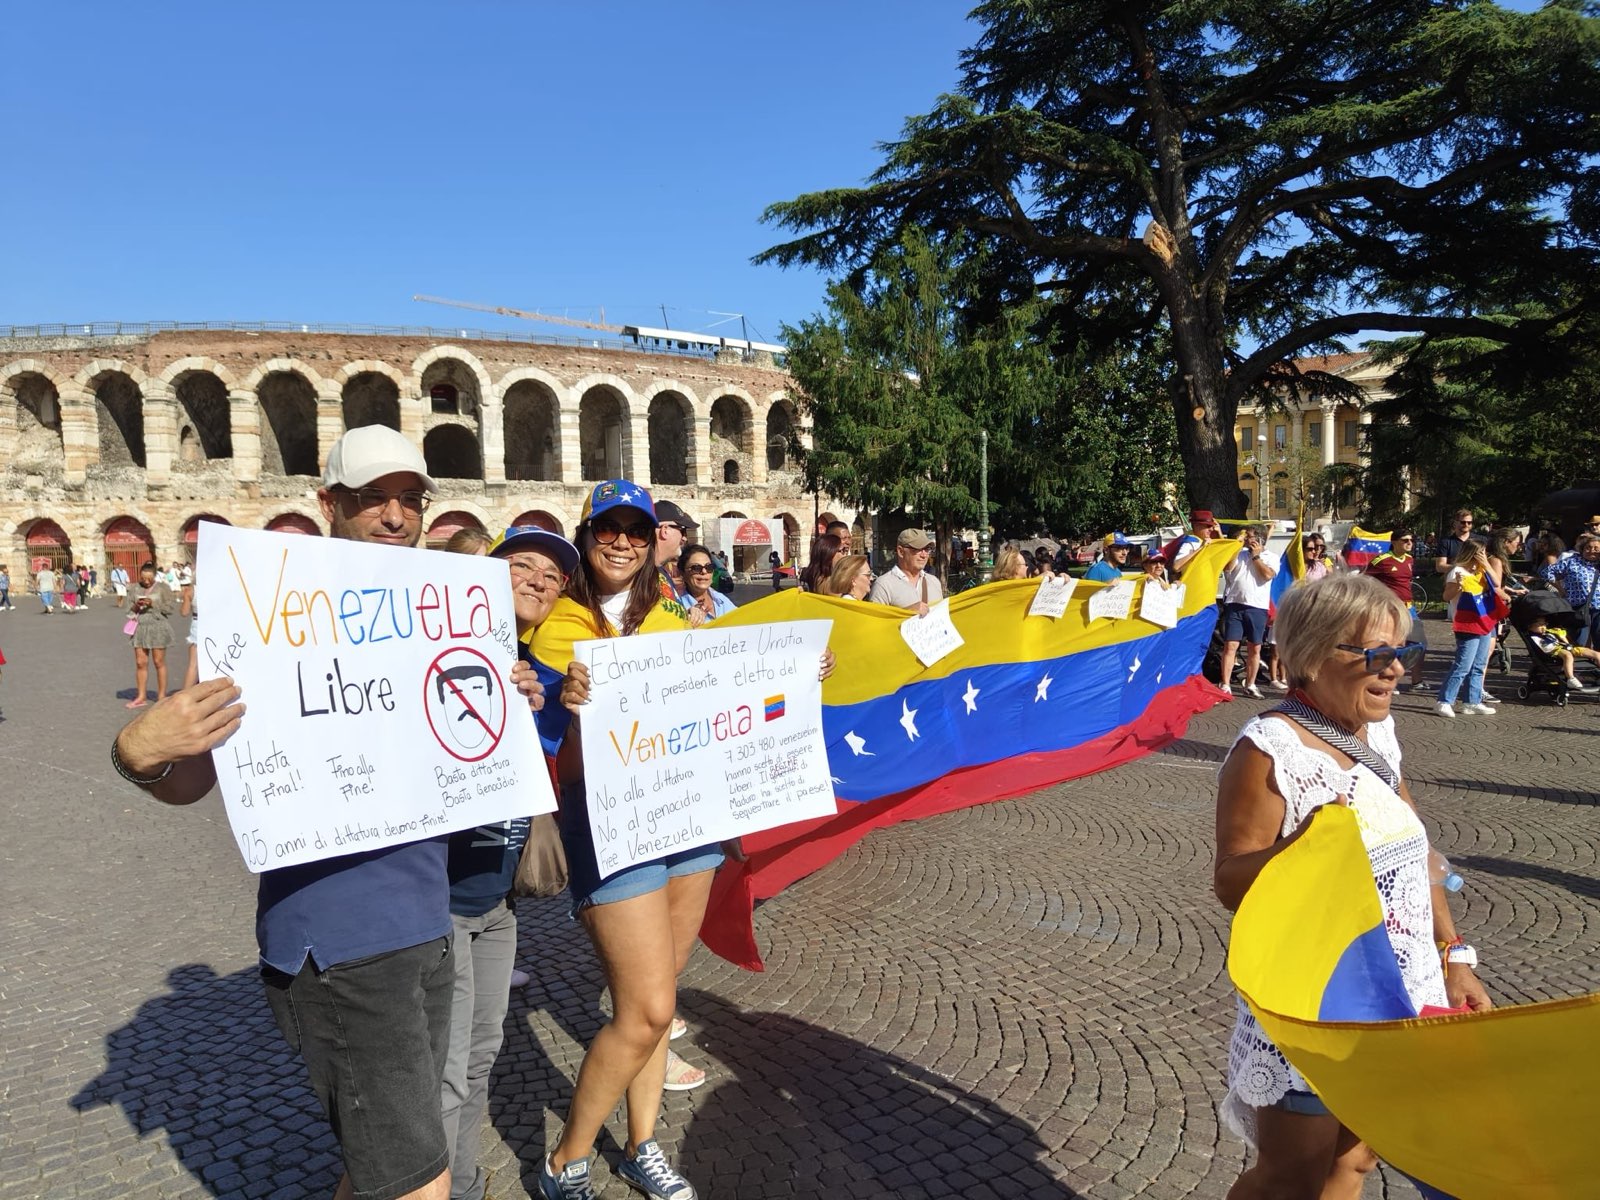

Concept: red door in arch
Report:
left=510, top=510, right=564, bottom=535
left=266, top=514, right=323, bottom=536
left=426, top=511, right=486, bottom=550
left=27, top=519, right=72, bottom=573
left=104, top=517, right=156, bottom=579
left=181, top=514, right=232, bottom=559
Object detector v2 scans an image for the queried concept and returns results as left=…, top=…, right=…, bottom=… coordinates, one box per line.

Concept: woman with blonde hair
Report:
left=821, top=553, right=872, bottom=599
left=990, top=544, right=1031, bottom=581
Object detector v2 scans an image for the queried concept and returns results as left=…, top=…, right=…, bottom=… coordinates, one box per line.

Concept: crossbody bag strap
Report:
left=1271, top=697, right=1401, bottom=793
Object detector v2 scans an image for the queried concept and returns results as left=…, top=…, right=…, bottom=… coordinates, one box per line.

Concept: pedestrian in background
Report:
left=0, top=565, right=11, bottom=611
left=126, top=562, right=175, bottom=709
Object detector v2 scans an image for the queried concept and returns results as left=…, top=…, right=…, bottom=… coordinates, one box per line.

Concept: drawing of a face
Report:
left=435, top=665, right=495, bottom=752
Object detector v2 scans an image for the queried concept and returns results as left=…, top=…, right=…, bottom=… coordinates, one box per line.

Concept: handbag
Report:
left=122, top=616, right=139, bottom=637
left=512, top=813, right=569, bottom=897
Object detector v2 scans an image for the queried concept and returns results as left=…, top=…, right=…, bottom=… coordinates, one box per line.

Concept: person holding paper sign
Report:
left=533, top=479, right=833, bottom=1200
left=110, top=426, right=548, bottom=1200
left=1086, top=533, right=1133, bottom=582
left=867, top=528, right=943, bottom=615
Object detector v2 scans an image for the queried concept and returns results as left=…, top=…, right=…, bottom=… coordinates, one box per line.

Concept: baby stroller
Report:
left=1509, top=587, right=1587, bottom=706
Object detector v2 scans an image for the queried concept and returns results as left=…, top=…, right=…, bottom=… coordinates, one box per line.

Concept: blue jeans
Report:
left=1441, top=632, right=1493, bottom=705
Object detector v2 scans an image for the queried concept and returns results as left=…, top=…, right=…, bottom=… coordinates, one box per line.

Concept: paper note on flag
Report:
left=900, top=599, right=964, bottom=667
left=1027, top=574, right=1078, bottom=619
left=573, top=619, right=836, bottom=879
left=1087, top=579, right=1135, bottom=622
left=1139, top=581, right=1186, bottom=629
left=194, top=524, right=554, bottom=873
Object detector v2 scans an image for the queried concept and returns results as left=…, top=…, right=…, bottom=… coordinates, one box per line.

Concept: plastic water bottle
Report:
left=1429, top=849, right=1464, bottom=893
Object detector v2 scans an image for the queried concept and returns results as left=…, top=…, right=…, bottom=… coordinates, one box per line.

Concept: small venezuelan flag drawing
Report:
left=764, top=694, right=785, bottom=722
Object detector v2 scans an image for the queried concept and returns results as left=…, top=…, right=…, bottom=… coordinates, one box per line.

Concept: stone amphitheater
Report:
left=0, top=323, right=856, bottom=579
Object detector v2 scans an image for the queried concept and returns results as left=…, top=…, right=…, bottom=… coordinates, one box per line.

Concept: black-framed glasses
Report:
left=1336, top=641, right=1426, bottom=674
left=591, top=517, right=653, bottom=548
left=685, top=562, right=714, bottom=575
left=341, top=486, right=430, bottom=515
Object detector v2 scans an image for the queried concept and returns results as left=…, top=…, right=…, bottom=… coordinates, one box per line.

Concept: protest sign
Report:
left=1139, top=580, right=1187, bottom=629
left=195, top=524, right=554, bottom=873
left=573, top=619, right=836, bottom=880
left=1087, top=579, right=1135, bottom=622
left=1028, top=574, right=1078, bottom=619
left=900, top=599, right=964, bottom=667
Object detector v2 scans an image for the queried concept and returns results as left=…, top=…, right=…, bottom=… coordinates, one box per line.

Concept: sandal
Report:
left=670, top=1016, right=687, bottom=1041
left=662, top=1048, right=705, bottom=1091
left=124, top=699, right=148, bottom=709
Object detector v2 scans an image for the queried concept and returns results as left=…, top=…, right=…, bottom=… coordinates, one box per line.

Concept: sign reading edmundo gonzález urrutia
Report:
left=195, top=524, right=554, bottom=872
left=573, top=619, right=837, bottom=880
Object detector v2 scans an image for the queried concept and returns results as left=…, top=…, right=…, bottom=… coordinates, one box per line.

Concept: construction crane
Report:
left=412, top=294, right=622, bottom=334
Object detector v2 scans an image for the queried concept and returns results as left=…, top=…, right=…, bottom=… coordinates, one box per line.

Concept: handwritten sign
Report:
left=573, top=620, right=836, bottom=879
left=1087, top=579, right=1135, bottom=622
left=900, top=599, right=964, bottom=667
left=1028, top=574, right=1078, bottom=619
left=1139, top=580, right=1187, bottom=629
left=195, top=525, right=554, bottom=873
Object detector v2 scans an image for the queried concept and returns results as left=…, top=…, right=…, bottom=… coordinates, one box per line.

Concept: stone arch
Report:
left=166, top=365, right=233, bottom=463
left=264, top=509, right=325, bottom=536
left=717, top=509, right=758, bottom=572
left=577, top=380, right=632, bottom=481
left=255, top=369, right=320, bottom=477
left=78, top=362, right=150, bottom=469
left=722, top=459, right=741, bottom=484
left=240, top=357, right=328, bottom=396
left=773, top=511, right=802, bottom=562
left=509, top=509, right=567, bottom=536
left=180, top=513, right=232, bottom=559
left=765, top=397, right=800, bottom=474
left=423, top=424, right=483, bottom=480
left=645, top=387, right=694, bottom=486
left=21, top=516, right=74, bottom=572
left=709, top=390, right=755, bottom=482
left=2, top=364, right=66, bottom=468
left=425, top=507, right=490, bottom=550
left=156, top=356, right=240, bottom=393
left=412, top=346, right=491, bottom=418
left=501, top=371, right=563, bottom=482
left=103, top=515, right=157, bottom=578
left=341, top=369, right=401, bottom=432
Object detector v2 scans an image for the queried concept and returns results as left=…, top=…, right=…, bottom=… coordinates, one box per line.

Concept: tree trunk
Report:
left=1164, top=286, right=1247, bottom=519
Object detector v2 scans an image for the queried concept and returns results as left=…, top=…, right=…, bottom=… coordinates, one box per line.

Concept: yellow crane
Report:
left=411, top=294, right=622, bottom=334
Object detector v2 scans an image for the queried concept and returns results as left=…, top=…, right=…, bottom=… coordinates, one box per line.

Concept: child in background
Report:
left=1526, top=614, right=1597, bottom=692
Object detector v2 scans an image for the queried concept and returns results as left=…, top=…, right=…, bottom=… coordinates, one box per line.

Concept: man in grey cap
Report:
left=868, top=527, right=944, bottom=615
left=652, top=499, right=700, bottom=601
left=111, top=424, right=545, bottom=1200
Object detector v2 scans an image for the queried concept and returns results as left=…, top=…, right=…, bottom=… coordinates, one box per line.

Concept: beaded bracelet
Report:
left=111, top=736, right=175, bottom=787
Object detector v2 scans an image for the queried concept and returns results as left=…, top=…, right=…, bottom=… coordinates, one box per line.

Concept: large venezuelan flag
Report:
left=697, top=540, right=1237, bottom=969
left=1341, top=526, right=1390, bottom=569
left=1231, top=804, right=1600, bottom=1199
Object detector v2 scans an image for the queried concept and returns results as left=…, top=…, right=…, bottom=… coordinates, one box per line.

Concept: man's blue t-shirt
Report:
left=256, top=837, right=451, bottom=975
left=447, top=817, right=531, bottom=918
left=1085, top=560, right=1123, bottom=583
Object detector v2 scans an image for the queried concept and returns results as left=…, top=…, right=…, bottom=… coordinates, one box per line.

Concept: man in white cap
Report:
left=111, top=424, right=544, bottom=1200
left=868, top=527, right=943, bottom=615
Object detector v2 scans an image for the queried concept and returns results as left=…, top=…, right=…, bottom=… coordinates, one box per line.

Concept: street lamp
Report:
left=1242, top=433, right=1269, bottom=522
left=979, top=428, right=992, bottom=578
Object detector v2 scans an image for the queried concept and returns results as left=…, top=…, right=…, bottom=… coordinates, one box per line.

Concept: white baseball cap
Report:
left=323, top=425, right=437, bottom=493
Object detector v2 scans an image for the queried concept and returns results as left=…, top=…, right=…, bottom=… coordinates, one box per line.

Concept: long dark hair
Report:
left=800, top=533, right=843, bottom=593
left=566, top=514, right=663, bottom=636
left=678, top=543, right=716, bottom=596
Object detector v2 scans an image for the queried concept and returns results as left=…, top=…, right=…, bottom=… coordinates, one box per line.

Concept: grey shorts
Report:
left=262, top=936, right=454, bottom=1200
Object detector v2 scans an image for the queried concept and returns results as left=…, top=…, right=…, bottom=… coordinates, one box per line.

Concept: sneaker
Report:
left=1218, top=683, right=1233, bottom=697
left=509, top=967, right=531, bottom=988
left=539, top=1156, right=596, bottom=1200
left=1244, top=684, right=1263, bottom=699
left=1435, top=702, right=1456, bottom=719
left=1462, top=702, right=1497, bottom=716
left=1412, top=681, right=1434, bottom=693
left=616, top=1140, right=696, bottom=1200
left=1567, top=677, right=1589, bottom=692
left=1268, top=680, right=1290, bottom=692
left=1481, top=692, right=1499, bottom=704
left=662, top=1048, right=706, bottom=1091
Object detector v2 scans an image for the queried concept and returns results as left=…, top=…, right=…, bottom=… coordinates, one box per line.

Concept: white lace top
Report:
left=1222, top=713, right=1448, bottom=1145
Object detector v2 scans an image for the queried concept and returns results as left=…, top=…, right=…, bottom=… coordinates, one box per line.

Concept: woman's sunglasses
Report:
left=590, top=517, right=653, bottom=548
left=1336, top=642, right=1426, bottom=674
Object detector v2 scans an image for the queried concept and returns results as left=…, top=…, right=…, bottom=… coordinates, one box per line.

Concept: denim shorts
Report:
left=559, top=783, right=725, bottom=913
left=261, top=936, right=454, bottom=1200
left=1271, top=1088, right=1331, bottom=1117
left=1223, top=602, right=1268, bottom=645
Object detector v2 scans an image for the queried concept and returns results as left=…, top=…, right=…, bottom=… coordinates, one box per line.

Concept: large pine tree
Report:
left=758, top=0, right=1600, bottom=516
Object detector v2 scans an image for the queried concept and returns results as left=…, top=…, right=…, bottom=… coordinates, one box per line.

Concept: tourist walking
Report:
left=1215, top=572, right=1488, bottom=1199
left=111, top=563, right=130, bottom=607
left=126, top=562, right=176, bottom=707
left=61, top=565, right=80, bottom=612
left=0, top=565, right=12, bottom=611
left=36, top=563, right=57, bottom=613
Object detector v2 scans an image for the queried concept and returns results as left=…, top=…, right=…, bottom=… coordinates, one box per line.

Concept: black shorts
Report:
left=1223, top=602, right=1268, bottom=645
left=262, top=936, right=454, bottom=1200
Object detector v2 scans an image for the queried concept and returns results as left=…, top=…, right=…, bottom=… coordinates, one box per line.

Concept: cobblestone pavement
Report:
left=2, top=600, right=1596, bottom=1199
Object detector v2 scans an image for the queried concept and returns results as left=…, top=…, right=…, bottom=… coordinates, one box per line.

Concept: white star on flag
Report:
left=962, top=679, right=980, bottom=714
left=1035, top=673, right=1054, bottom=702
left=843, top=730, right=873, bottom=756
left=899, top=699, right=920, bottom=740
left=1127, top=655, right=1142, bottom=683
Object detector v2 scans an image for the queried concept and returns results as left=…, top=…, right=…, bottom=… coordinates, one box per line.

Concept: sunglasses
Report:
left=590, top=517, right=653, bottom=548
left=685, top=562, right=714, bottom=575
left=1336, top=641, right=1426, bottom=674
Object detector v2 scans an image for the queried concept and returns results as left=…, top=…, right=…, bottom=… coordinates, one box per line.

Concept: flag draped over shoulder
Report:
left=1342, top=526, right=1390, bottom=569
left=697, top=540, right=1238, bottom=969
left=1453, top=569, right=1504, bottom=633
left=1230, top=804, right=1600, bottom=1200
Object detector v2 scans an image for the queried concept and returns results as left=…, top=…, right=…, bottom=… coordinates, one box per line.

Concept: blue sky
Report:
left=1, top=2, right=976, bottom=343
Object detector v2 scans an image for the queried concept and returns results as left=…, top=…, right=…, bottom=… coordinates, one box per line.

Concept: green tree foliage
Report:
left=758, top=0, right=1600, bottom=518
left=781, top=228, right=1180, bottom=547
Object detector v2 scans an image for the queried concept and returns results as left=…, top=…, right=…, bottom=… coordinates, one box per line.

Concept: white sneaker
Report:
left=1268, top=680, right=1289, bottom=692
left=509, top=968, right=530, bottom=988
left=1244, top=684, right=1263, bottom=699
left=1218, top=683, right=1233, bottom=697
left=1435, top=702, right=1457, bottom=719
left=1566, top=677, right=1588, bottom=692
left=1461, top=702, right=1497, bottom=716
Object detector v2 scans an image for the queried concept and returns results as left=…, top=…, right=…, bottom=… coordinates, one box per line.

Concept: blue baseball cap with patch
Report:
left=580, top=479, right=657, bottom=525
left=488, top=526, right=580, bottom=576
